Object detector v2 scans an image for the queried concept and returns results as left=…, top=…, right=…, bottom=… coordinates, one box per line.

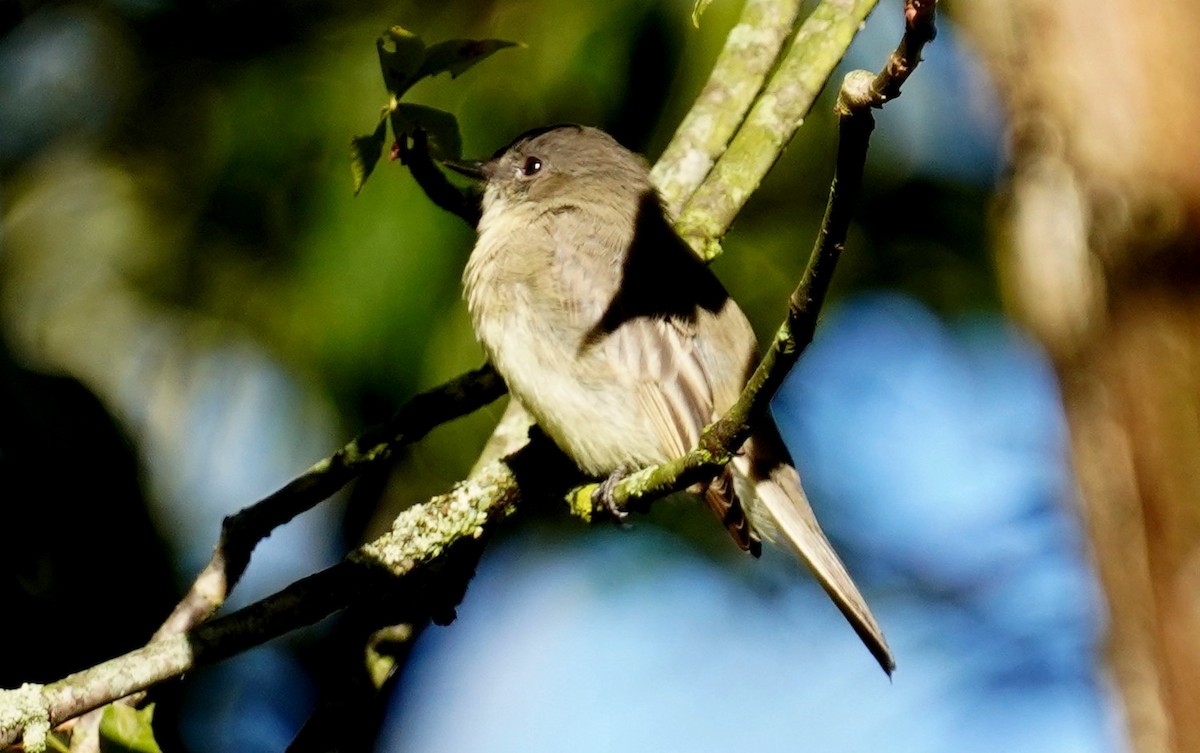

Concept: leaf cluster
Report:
left=350, top=26, right=518, bottom=195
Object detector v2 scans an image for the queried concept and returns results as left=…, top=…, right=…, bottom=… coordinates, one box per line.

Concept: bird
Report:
left=442, top=124, right=893, bottom=675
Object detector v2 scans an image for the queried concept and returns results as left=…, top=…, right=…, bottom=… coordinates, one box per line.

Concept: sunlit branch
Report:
left=651, top=0, right=807, bottom=217
left=674, top=0, right=880, bottom=261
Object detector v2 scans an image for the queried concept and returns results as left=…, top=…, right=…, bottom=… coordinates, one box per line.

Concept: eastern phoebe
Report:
left=444, top=125, right=893, bottom=674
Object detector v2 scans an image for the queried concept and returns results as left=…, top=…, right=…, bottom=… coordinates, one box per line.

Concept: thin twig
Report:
left=54, top=364, right=503, bottom=750
left=154, top=363, right=504, bottom=643
left=871, top=0, right=938, bottom=104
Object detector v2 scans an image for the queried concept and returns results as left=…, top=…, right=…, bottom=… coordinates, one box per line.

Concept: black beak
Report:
left=441, top=158, right=489, bottom=181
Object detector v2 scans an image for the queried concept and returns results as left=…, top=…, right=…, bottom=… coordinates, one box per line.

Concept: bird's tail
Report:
left=730, top=427, right=895, bottom=676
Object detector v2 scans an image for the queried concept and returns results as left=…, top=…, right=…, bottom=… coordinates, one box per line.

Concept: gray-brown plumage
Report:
left=450, top=125, right=894, bottom=674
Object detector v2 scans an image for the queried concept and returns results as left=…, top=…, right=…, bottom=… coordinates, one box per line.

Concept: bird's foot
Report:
left=592, top=463, right=636, bottom=527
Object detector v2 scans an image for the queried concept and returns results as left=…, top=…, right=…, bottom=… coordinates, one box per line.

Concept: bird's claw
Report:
left=592, top=464, right=635, bottom=527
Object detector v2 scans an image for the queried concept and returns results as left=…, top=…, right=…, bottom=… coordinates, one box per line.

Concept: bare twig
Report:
left=54, top=363, right=504, bottom=750
left=871, top=0, right=938, bottom=104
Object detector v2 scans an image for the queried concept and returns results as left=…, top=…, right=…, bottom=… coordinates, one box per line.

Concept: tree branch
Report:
left=651, top=0, right=807, bottom=217
left=154, top=363, right=505, bottom=643
left=674, top=0, right=880, bottom=260
left=0, top=449, right=529, bottom=749
left=871, top=0, right=937, bottom=104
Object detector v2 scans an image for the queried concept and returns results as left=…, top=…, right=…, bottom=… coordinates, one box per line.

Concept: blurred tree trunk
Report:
left=961, top=2, right=1200, bottom=752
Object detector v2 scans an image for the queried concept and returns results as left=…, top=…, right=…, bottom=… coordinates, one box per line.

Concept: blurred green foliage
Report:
left=99, top=704, right=164, bottom=753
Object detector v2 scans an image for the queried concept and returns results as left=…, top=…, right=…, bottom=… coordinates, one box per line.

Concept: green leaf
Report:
left=377, top=25, right=426, bottom=96
left=692, top=0, right=715, bottom=27
left=390, top=104, right=462, bottom=161
left=417, top=38, right=520, bottom=80
left=351, top=115, right=389, bottom=195
left=98, top=704, right=163, bottom=753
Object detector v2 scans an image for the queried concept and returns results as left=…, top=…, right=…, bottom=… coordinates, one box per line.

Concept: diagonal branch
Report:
left=674, top=0, right=880, bottom=260
left=651, top=0, right=807, bottom=217
left=0, top=451, right=527, bottom=749
left=398, top=129, right=482, bottom=227
left=153, top=363, right=505, bottom=643
left=53, top=363, right=507, bottom=751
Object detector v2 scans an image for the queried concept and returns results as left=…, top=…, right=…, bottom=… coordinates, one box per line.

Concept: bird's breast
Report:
left=463, top=205, right=668, bottom=472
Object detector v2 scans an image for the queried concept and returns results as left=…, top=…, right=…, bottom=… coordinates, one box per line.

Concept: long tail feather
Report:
left=733, top=432, right=895, bottom=676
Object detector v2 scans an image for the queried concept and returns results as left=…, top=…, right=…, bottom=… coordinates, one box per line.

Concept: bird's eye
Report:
left=521, top=156, right=543, bottom=176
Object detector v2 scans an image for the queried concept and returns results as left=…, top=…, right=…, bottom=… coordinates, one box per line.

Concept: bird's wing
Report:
left=594, top=302, right=769, bottom=554
left=601, top=314, right=716, bottom=459
left=547, top=201, right=727, bottom=460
